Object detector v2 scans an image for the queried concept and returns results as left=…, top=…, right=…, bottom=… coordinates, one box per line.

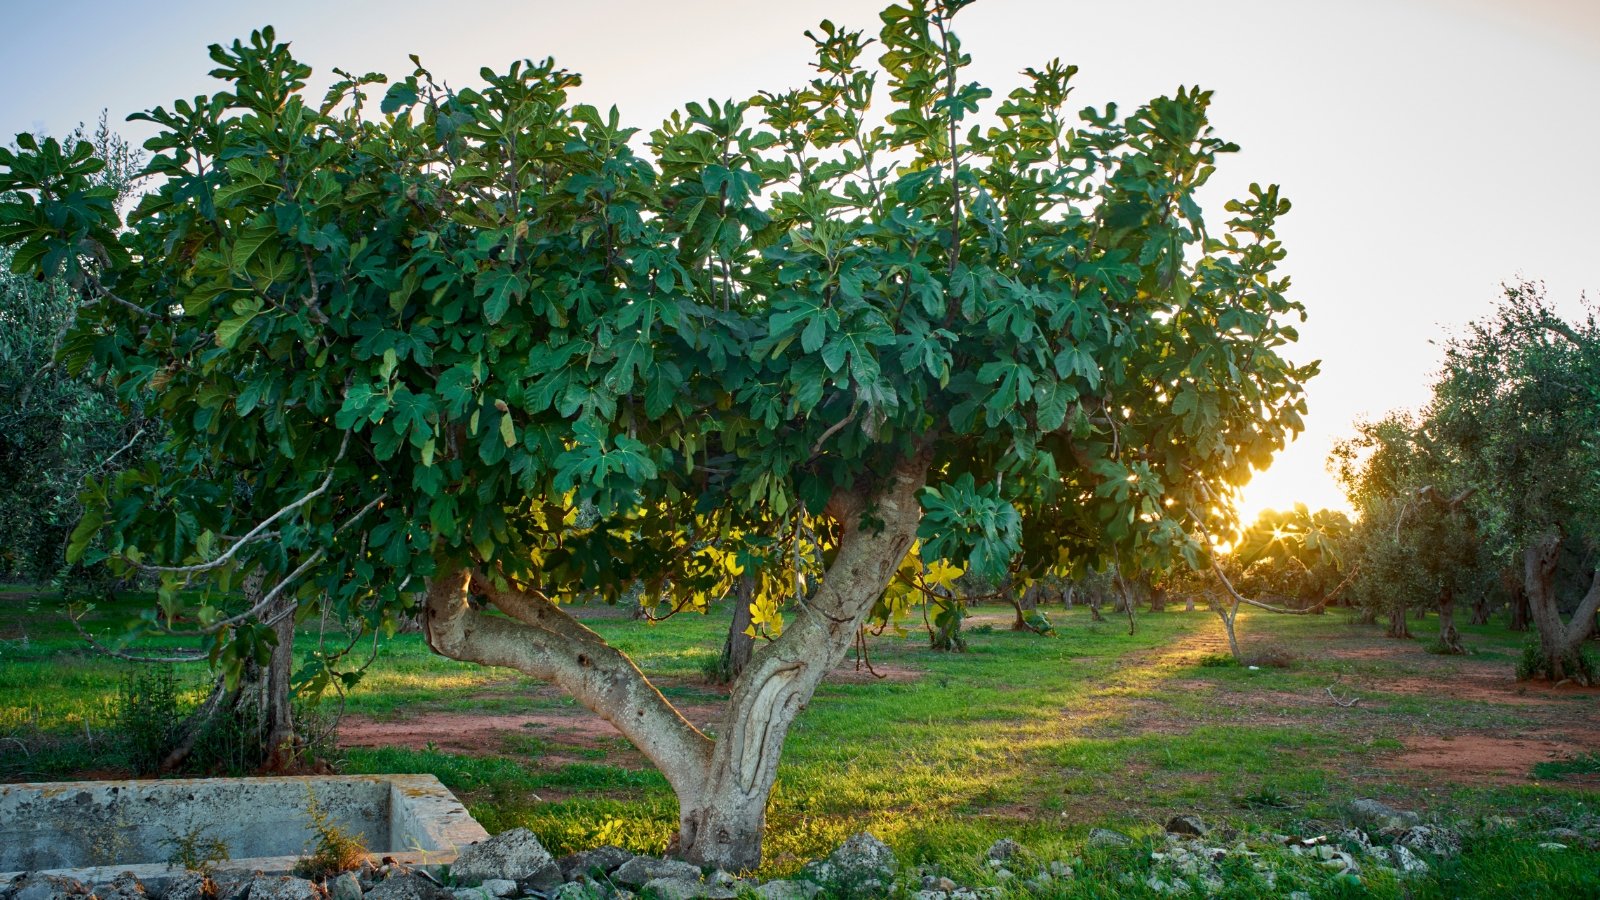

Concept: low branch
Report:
left=424, top=569, right=714, bottom=798
left=67, top=609, right=208, bottom=664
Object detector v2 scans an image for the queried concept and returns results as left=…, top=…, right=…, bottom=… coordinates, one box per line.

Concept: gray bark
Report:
left=424, top=445, right=933, bottom=870
left=159, top=570, right=297, bottom=772
left=1524, top=532, right=1600, bottom=684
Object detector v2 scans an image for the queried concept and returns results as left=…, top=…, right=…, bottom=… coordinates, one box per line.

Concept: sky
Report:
left=3, top=0, right=1597, bottom=523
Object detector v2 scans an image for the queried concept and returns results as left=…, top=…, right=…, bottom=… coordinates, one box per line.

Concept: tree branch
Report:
left=424, top=569, right=714, bottom=797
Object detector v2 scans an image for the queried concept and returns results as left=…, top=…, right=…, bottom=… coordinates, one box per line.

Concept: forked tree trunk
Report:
left=1523, top=532, right=1600, bottom=684
left=424, top=446, right=932, bottom=870
left=1435, top=585, right=1465, bottom=654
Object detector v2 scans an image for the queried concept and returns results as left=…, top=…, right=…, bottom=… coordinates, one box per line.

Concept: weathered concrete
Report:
left=0, top=775, right=487, bottom=887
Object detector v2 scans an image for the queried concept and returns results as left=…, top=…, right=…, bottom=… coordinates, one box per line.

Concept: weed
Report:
left=162, top=824, right=231, bottom=877
left=293, top=786, right=369, bottom=879
left=1198, top=653, right=1238, bottom=668
left=114, top=665, right=185, bottom=774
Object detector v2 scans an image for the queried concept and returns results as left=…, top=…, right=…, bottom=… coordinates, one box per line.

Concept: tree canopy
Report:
left=0, top=0, right=1315, bottom=866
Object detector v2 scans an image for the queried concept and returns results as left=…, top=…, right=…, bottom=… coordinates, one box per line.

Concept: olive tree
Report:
left=1332, top=415, right=1481, bottom=647
left=0, top=0, right=1312, bottom=867
left=1430, top=282, right=1600, bottom=681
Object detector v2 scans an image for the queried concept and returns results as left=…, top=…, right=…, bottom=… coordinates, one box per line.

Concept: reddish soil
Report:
left=1388, top=732, right=1600, bottom=786
left=338, top=661, right=920, bottom=761
left=341, top=703, right=726, bottom=759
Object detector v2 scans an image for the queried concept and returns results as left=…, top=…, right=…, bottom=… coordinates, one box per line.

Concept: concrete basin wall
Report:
left=0, top=774, right=488, bottom=880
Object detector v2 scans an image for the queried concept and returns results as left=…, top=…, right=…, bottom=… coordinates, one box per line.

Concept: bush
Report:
left=1244, top=644, right=1296, bottom=669
left=1515, top=639, right=1597, bottom=683
left=115, top=666, right=185, bottom=774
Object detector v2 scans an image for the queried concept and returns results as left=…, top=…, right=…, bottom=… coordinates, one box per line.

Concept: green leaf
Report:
left=214, top=312, right=258, bottom=349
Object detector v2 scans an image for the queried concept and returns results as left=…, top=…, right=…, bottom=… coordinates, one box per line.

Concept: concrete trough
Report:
left=0, top=774, right=488, bottom=886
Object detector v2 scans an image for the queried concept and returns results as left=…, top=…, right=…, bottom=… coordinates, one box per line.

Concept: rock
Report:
left=1391, top=844, right=1428, bottom=876
left=155, top=874, right=212, bottom=900
left=557, top=846, right=635, bottom=882
left=92, top=874, right=144, bottom=900
left=611, top=858, right=703, bottom=889
left=1396, top=824, right=1460, bottom=857
left=548, top=885, right=602, bottom=900
left=330, top=874, right=363, bottom=900
left=798, top=832, right=898, bottom=899
left=1540, top=828, right=1600, bottom=850
left=451, top=829, right=560, bottom=892
left=1538, top=842, right=1568, bottom=851
left=94, top=873, right=147, bottom=900
left=1165, top=815, right=1208, bottom=837
left=473, top=882, right=513, bottom=899
left=751, top=881, right=819, bottom=900
left=8, top=876, right=93, bottom=900
left=983, top=838, right=1023, bottom=863
left=1047, top=861, right=1072, bottom=878
left=932, top=878, right=957, bottom=892
left=638, top=877, right=733, bottom=900
left=242, top=877, right=323, bottom=900
left=1288, top=893, right=1312, bottom=900
left=1347, top=799, right=1420, bottom=832
left=366, top=875, right=451, bottom=900
left=1087, top=828, right=1134, bottom=849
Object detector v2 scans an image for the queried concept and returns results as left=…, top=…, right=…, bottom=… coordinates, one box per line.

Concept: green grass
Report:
left=3, top=588, right=1598, bottom=895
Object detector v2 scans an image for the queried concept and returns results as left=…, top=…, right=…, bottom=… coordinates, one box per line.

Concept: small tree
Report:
left=1333, top=416, right=1481, bottom=648
left=1196, top=505, right=1349, bottom=664
left=0, top=1, right=1312, bottom=866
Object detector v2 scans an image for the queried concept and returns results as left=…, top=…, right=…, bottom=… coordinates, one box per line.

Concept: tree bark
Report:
left=1523, top=532, right=1600, bottom=684
left=1504, top=566, right=1530, bottom=631
left=424, top=444, right=933, bottom=870
left=715, top=575, right=756, bottom=683
left=1386, top=604, right=1412, bottom=639
left=1470, top=592, right=1491, bottom=626
left=160, top=570, right=298, bottom=773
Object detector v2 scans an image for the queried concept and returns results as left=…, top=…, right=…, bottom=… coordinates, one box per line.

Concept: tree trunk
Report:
left=1470, top=592, right=1491, bottom=626
left=160, top=571, right=297, bottom=772
left=1148, top=584, right=1167, bottom=613
left=1523, top=533, right=1600, bottom=684
left=1214, top=600, right=1243, bottom=664
left=1184, top=595, right=1196, bottom=613
left=1435, top=585, right=1465, bottom=654
left=1386, top=604, right=1412, bottom=639
left=425, top=444, right=934, bottom=870
left=1504, top=567, right=1530, bottom=631
left=714, top=576, right=756, bottom=684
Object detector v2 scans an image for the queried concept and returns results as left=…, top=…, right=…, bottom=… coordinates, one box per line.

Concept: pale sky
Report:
left=4, top=0, right=1597, bottom=522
